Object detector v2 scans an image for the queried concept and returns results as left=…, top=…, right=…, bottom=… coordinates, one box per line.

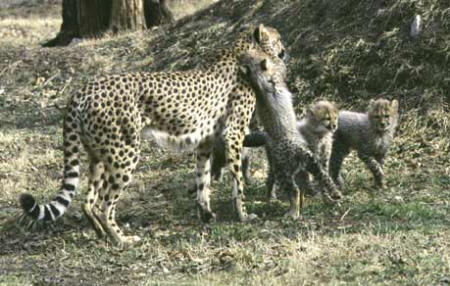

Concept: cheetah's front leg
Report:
left=195, top=140, right=215, bottom=223
left=359, top=153, right=385, bottom=189
left=224, top=130, right=258, bottom=222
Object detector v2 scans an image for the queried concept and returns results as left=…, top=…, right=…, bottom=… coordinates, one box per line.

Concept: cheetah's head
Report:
left=368, top=99, right=399, bottom=133
left=306, top=100, right=339, bottom=134
left=238, top=49, right=289, bottom=106
left=253, top=24, right=288, bottom=61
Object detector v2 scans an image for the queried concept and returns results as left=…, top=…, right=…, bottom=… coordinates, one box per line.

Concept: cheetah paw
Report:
left=248, top=213, right=259, bottom=221
left=375, top=182, right=387, bottom=190
left=267, top=195, right=278, bottom=203
left=239, top=212, right=258, bottom=222
left=283, top=210, right=300, bottom=220
left=322, top=193, right=339, bottom=205
left=123, top=235, right=141, bottom=245
left=330, top=189, right=343, bottom=200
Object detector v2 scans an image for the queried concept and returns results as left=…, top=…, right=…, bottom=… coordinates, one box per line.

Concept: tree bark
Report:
left=78, top=0, right=111, bottom=38
left=42, top=0, right=175, bottom=47
left=144, top=0, right=174, bottom=28
left=110, top=0, right=146, bottom=34
left=42, top=0, right=79, bottom=47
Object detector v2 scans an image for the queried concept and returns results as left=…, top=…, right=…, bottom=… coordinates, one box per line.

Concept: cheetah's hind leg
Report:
left=81, top=159, right=107, bottom=238
left=96, top=166, right=141, bottom=248
left=279, top=174, right=301, bottom=220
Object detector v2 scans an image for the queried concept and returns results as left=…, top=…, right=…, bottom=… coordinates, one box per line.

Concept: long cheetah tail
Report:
left=20, top=103, right=81, bottom=221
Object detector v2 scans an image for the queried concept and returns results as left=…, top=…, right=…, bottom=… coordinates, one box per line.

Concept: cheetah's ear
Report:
left=391, top=99, right=399, bottom=114
left=253, top=24, right=266, bottom=44
left=367, top=99, right=376, bottom=113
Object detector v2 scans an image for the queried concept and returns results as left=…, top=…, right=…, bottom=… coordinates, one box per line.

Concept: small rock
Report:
left=36, top=77, right=45, bottom=85
left=410, top=15, right=422, bottom=38
left=376, top=9, right=387, bottom=17
left=70, top=37, right=83, bottom=46
left=162, top=266, right=170, bottom=274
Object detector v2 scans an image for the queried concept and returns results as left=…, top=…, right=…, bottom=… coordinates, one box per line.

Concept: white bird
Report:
left=410, top=14, right=422, bottom=38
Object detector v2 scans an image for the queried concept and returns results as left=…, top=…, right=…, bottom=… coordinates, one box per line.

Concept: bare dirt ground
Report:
left=0, top=0, right=449, bottom=285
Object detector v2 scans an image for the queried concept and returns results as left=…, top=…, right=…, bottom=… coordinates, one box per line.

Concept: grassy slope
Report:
left=0, top=0, right=449, bottom=285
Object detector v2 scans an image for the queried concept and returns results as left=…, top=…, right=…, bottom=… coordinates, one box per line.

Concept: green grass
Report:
left=0, top=0, right=449, bottom=285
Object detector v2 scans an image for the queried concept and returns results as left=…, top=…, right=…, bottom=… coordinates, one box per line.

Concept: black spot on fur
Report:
left=56, top=196, right=70, bottom=207
left=66, top=172, right=79, bottom=178
left=44, top=205, right=52, bottom=221
left=50, top=203, right=61, bottom=218
left=63, top=184, right=75, bottom=191
left=20, top=193, right=36, bottom=215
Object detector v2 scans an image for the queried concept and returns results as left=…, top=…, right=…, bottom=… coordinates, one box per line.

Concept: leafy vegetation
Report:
left=0, top=0, right=448, bottom=285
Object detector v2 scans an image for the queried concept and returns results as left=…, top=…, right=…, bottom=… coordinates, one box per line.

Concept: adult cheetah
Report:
left=19, top=24, right=286, bottom=247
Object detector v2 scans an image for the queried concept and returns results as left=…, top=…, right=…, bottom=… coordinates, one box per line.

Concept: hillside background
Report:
left=0, top=0, right=449, bottom=285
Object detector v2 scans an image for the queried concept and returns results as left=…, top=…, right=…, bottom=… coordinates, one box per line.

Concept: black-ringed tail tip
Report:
left=19, top=193, right=70, bottom=222
left=20, top=193, right=39, bottom=219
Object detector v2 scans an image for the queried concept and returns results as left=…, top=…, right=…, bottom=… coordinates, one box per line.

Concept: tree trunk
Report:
left=144, top=0, right=174, bottom=28
left=42, top=0, right=79, bottom=47
left=42, top=0, right=175, bottom=47
left=78, top=0, right=111, bottom=38
left=110, top=0, right=146, bottom=34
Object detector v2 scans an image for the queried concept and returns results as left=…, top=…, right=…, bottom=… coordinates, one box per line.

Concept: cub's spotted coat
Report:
left=239, top=49, right=341, bottom=219
left=244, top=101, right=338, bottom=200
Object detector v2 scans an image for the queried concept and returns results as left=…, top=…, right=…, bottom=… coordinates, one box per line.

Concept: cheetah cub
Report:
left=244, top=101, right=338, bottom=200
left=268, top=101, right=338, bottom=200
left=239, top=50, right=341, bottom=219
left=329, top=99, right=399, bottom=190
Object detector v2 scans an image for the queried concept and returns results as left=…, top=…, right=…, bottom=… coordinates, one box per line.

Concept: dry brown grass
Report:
left=0, top=0, right=449, bottom=285
left=169, top=0, right=217, bottom=20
